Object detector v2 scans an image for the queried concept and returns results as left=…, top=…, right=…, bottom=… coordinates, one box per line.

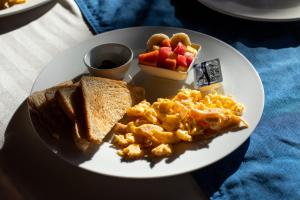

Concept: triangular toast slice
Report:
left=80, top=76, right=145, bottom=144
left=28, top=81, right=73, bottom=139
left=56, top=84, right=89, bottom=151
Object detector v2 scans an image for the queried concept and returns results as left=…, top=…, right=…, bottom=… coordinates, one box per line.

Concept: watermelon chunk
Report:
left=173, top=42, right=186, bottom=55
left=138, top=50, right=159, bottom=66
left=184, top=52, right=194, bottom=67
left=177, top=55, right=187, bottom=67
left=168, top=52, right=177, bottom=59
left=158, top=47, right=172, bottom=61
left=158, top=58, right=177, bottom=70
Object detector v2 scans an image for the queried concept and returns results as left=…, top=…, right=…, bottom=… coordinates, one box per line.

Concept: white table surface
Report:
left=0, top=1, right=207, bottom=199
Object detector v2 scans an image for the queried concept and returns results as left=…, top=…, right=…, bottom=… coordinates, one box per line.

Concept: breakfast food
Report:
left=139, top=32, right=200, bottom=72
left=146, top=33, right=169, bottom=51
left=170, top=33, right=191, bottom=48
left=28, top=80, right=74, bottom=139
left=0, top=0, right=25, bottom=10
left=80, top=76, right=145, bottom=144
left=56, top=84, right=78, bottom=121
left=28, top=76, right=145, bottom=151
left=113, top=88, right=248, bottom=159
left=56, top=84, right=89, bottom=151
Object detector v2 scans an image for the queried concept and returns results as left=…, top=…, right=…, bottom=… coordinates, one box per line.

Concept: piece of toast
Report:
left=80, top=76, right=145, bottom=144
left=56, top=84, right=90, bottom=151
left=27, top=80, right=73, bottom=139
left=27, top=80, right=73, bottom=113
left=55, top=84, right=78, bottom=121
left=45, top=86, right=73, bottom=133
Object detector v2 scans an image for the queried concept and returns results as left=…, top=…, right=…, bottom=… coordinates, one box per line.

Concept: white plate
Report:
left=0, top=0, right=50, bottom=17
left=30, top=26, right=264, bottom=178
left=198, top=0, right=300, bottom=21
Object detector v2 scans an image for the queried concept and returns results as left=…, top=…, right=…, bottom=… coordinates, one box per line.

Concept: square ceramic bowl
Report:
left=139, top=43, right=201, bottom=80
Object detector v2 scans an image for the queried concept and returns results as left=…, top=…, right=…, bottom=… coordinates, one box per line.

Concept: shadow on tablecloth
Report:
left=0, top=0, right=56, bottom=34
left=192, top=139, right=250, bottom=196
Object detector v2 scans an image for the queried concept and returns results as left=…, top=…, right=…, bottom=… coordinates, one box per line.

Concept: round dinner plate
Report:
left=198, top=0, right=300, bottom=21
left=0, top=0, right=50, bottom=17
left=30, top=26, right=264, bottom=178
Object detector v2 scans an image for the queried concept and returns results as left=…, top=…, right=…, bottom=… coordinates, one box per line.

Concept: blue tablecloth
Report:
left=75, top=0, right=300, bottom=199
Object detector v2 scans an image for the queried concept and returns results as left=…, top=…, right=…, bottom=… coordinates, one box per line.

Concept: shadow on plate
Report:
left=115, top=140, right=211, bottom=168
left=129, top=71, right=192, bottom=102
left=29, top=111, right=100, bottom=165
left=117, top=124, right=247, bottom=168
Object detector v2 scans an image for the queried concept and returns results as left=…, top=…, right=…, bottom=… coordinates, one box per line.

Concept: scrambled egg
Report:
left=113, top=88, right=248, bottom=159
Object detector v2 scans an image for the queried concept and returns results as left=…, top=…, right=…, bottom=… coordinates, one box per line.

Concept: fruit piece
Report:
left=184, top=51, right=194, bottom=57
left=147, top=33, right=169, bottom=51
left=177, top=55, right=187, bottom=67
left=152, top=45, right=160, bottom=51
left=177, top=66, right=188, bottom=72
left=170, top=33, right=191, bottom=49
left=184, top=52, right=195, bottom=66
left=164, top=58, right=177, bottom=70
left=186, top=57, right=194, bottom=67
left=158, top=47, right=172, bottom=61
left=158, top=58, right=177, bottom=70
left=186, top=45, right=198, bottom=56
left=138, top=50, right=159, bottom=66
left=168, top=52, right=177, bottom=59
left=173, top=42, right=186, bottom=55
left=161, top=39, right=171, bottom=47
left=139, top=61, right=157, bottom=67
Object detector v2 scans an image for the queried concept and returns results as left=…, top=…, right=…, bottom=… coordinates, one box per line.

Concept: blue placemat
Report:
left=75, top=0, right=300, bottom=199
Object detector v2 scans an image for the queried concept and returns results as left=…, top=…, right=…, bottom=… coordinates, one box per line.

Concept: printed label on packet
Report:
left=194, top=58, right=223, bottom=89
